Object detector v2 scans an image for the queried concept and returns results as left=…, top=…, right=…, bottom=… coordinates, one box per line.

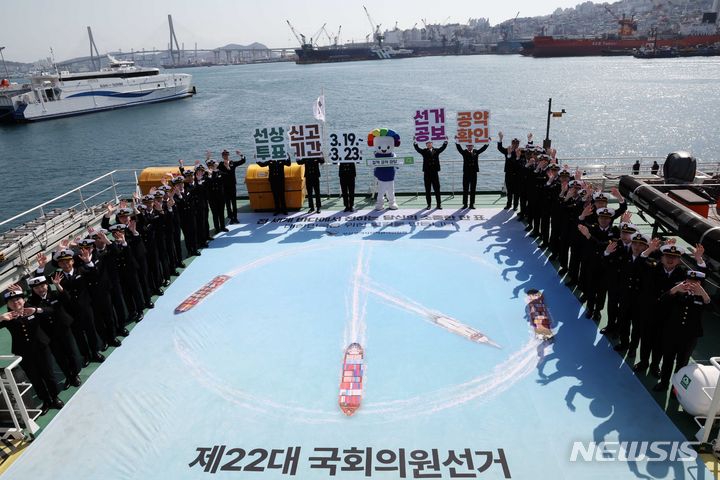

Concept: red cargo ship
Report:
left=522, top=7, right=720, bottom=57
left=338, top=343, right=364, bottom=416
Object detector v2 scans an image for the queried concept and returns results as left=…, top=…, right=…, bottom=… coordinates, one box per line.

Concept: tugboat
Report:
left=338, top=343, right=364, bottom=416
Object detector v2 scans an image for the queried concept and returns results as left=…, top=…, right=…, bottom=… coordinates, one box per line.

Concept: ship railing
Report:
left=0, top=169, right=140, bottom=289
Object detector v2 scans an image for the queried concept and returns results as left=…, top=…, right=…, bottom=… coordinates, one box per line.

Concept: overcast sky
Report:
left=2, top=0, right=598, bottom=62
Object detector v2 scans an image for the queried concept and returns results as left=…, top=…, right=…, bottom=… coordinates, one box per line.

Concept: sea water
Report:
left=1, top=55, right=719, bottom=218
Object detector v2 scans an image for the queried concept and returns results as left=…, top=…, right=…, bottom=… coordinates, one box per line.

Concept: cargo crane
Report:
left=310, top=23, right=327, bottom=47
left=336, top=25, right=342, bottom=46
left=286, top=20, right=311, bottom=49
left=363, top=5, right=384, bottom=46
left=603, top=5, right=638, bottom=37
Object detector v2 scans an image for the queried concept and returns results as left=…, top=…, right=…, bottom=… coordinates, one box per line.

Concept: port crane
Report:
left=603, top=5, right=638, bottom=36
left=363, top=5, right=384, bottom=46
left=286, top=20, right=311, bottom=48
left=310, top=23, right=327, bottom=46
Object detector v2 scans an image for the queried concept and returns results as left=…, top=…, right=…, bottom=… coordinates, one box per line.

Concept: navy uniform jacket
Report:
left=257, top=158, right=291, bottom=179
left=497, top=142, right=521, bottom=174
left=28, top=291, right=75, bottom=332
left=660, top=291, right=707, bottom=339
left=455, top=143, right=489, bottom=173
left=338, top=163, right=356, bottom=178
left=413, top=142, right=447, bottom=173
left=296, top=157, right=325, bottom=178
left=218, top=158, right=246, bottom=190
left=1, top=309, right=51, bottom=356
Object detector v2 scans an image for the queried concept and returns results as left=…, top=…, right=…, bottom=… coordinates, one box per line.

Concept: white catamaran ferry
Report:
left=0, top=55, right=195, bottom=122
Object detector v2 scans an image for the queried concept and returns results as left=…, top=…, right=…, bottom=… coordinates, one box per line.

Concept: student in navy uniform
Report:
left=653, top=270, right=711, bottom=391
left=338, top=161, right=357, bottom=212
left=600, top=221, right=636, bottom=338
left=413, top=136, right=448, bottom=209
left=38, top=249, right=105, bottom=367
left=296, top=153, right=325, bottom=214
left=454, top=136, right=490, bottom=209
left=204, top=158, right=228, bottom=233
left=497, top=132, right=522, bottom=210
left=76, top=238, right=122, bottom=351
left=27, top=275, right=83, bottom=390
left=257, top=154, right=291, bottom=215
left=174, top=174, right=201, bottom=257
left=0, top=288, right=64, bottom=415
left=633, top=243, right=691, bottom=377
left=217, top=149, right=246, bottom=224
left=576, top=207, right=621, bottom=321
left=108, top=224, right=147, bottom=325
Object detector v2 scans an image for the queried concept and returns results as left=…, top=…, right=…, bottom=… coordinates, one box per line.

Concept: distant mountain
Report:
left=215, top=42, right=268, bottom=50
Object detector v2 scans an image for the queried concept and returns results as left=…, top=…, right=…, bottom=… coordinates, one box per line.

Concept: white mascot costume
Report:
left=368, top=128, right=401, bottom=210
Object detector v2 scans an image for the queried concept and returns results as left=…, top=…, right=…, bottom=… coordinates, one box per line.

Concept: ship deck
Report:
left=0, top=193, right=719, bottom=479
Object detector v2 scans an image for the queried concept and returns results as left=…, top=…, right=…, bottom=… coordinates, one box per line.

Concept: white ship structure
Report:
left=0, top=55, right=195, bottom=122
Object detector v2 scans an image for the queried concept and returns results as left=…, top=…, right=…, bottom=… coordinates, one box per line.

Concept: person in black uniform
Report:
left=651, top=161, right=660, bottom=175
left=174, top=174, right=201, bottom=257
left=217, top=149, right=246, bottom=224
left=413, top=136, right=447, bottom=209
left=76, top=238, right=122, bottom=351
left=339, top=161, right=357, bottom=213
left=454, top=137, right=489, bottom=209
left=108, top=224, right=147, bottom=324
left=600, top=221, right=636, bottom=338
left=614, top=233, right=655, bottom=356
left=497, top=132, right=522, bottom=210
left=577, top=207, right=620, bottom=321
left=0, top=288, right=64, bottom=415
left=296, top=153, right=325, bottom=214
left=653, top=270, right=711, bottom=391
left=38, top=248, right=105, bottom=367
left=633, top=243, right=689, bottom=377
left=257, top=154, right=291, bottom=215
left=205, top=158, right=228, bottom=233
left=27, top=275, right=82, bottom=390
left=90, top=228, right=130, bottom=328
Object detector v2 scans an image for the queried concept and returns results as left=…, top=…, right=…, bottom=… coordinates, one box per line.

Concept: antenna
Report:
left=87, top=27, right=101, bottom=70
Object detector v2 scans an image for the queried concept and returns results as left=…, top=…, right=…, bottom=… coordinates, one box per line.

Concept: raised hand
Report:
left=21, top=307, right=37, bottom=316
left=647, top=238, right=661, bottom=252
left=581, top=204, right=594, bottom=218
left=36, top=252, right=48, bottom=268
left=665, top=237, right=677, bottom=246
left=693, top=243, right=704, bottom=262
left=128, top=219, right=137, bottom=234
left=119, top=199, right=127, bottom=209
left=194, top=159, right=200, bottom=166
left=7, top=283, right=22, bottom=292
left=498, top=131, right=503, bottom=141
left=610, top=186, right=623, bottom=200
left=52, top=271, right=63, bottom=285
left=621, top=211, right=632, bottom=223
left=105, top=202, right=115, bottom=216
left=235, top=150, right=243, bottom=157
left=78, top=248, right=92, bottom=264
left=605, top=241, right=618, bottom=254
left=574, top=169, right=582, bottom=180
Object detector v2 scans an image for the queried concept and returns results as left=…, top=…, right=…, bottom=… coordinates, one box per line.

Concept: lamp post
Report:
left=543, top=97, right=566, bottom=150
left=0, top=47, right=10, bottom=79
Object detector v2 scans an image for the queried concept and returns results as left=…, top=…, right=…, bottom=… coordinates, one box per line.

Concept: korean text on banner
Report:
left=289, top=124, right=323, bottom=158
left=253, top=127, right=287, bottom=161
left=414, top=108, right=446, bottom=143
left=456, top=110, right=490, bottom=145
left=328, top=131, right=363, bottom=164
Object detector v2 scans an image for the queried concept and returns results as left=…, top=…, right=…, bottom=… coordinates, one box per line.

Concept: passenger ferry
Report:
left=0, top=55, right=195, bottom=122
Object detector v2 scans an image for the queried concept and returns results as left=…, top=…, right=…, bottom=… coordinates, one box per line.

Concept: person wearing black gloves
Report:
left=413, top=136, right=447, bottom=209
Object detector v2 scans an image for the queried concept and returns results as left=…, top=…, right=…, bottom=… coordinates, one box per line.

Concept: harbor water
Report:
left=1, top=54, right=719, bottom=218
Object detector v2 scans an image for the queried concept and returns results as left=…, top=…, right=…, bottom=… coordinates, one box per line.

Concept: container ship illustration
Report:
left=526, top=289, right=554, bottom=341
left=174, top=275, right=232, bottom=314
left=339, top=343, right=365, bottom=416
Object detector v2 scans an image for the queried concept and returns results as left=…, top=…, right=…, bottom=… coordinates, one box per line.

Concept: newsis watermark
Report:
left=569, top=441, right=699, bottom=462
